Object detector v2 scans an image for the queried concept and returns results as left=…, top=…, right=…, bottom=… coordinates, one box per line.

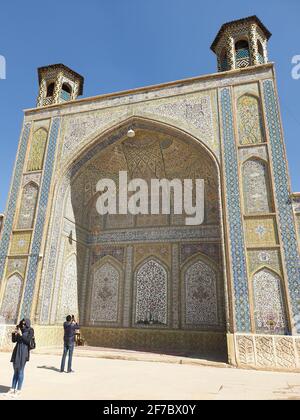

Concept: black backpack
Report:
left=29, top=329, right=36, bottom=350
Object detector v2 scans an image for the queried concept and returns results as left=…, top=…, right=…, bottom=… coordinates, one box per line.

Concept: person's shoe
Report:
left=60, top=370, right=64, bottom=373
left=7, top=389, right=15, bottom=395
left=14, top=390, right=22, bottom=399
left=6, top=389, right=16, bottom=399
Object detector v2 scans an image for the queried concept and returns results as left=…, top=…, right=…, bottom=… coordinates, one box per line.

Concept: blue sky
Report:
left=0, top=0, right=299, bottom=212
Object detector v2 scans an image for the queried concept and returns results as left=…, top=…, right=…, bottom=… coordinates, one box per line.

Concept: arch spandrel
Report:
left=58, top=95, right=220, bottom=173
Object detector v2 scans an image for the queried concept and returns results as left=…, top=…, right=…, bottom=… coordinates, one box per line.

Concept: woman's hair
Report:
left=18, top=319, right=26, bottom=329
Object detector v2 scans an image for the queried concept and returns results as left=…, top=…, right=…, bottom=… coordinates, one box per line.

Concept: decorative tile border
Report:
left=220, top=88, right=251, bottom=332
left=21, top=118, right=60, bottom=317
left=235, top=333, right=300, bottom=370
left=88, top=226, right=220, bottom=245
left=0, top=123, right=31, bottom=283
left=263, top=80, right=300, bottom=332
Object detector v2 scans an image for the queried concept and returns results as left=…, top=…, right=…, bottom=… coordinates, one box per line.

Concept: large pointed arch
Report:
left=60, top=115, right=221, bottom=181
left=39, top=114, right=228, bottom=360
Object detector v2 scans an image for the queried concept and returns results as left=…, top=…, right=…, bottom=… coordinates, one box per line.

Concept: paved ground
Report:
left=0, top=350, right=300, bottom=400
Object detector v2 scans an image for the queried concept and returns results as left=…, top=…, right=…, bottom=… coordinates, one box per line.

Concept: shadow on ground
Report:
left=0, top=385, right=10, bottom=393
left=37, top=366, right=61, bottom=373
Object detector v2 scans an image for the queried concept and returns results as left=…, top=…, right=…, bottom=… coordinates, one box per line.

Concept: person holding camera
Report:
left=7, top=318, right=35, bottom=398
left=60, top=315, right=79, bottom=373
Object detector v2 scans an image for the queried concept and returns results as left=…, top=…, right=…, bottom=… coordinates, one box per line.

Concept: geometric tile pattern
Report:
left=220, top=88, right=251, bottom=332
left=236, top=334, right=300, bottom=370
left=21, top=118, right=60, bottom=318
left=0, top=123, right=31, bottom=284
left=245, top=216, right=278, bottom=246
left=10, top=232, right=32, bottom=255
left=263, top=80, right=300, bottom=332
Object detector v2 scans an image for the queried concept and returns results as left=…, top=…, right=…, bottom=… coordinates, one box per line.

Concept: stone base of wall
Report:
left=0, top=324, right=63, bottom=351
left=234, top=333, right=300, bottom=371
left=0, top=325, right=227, bottom=359
left=2, top=325, right=299, bottom=371
left=34, top=326, right=63, bottom=348
left=0, top=325, right=16, bottom=351
left=80, top=327, right=227, bottom=359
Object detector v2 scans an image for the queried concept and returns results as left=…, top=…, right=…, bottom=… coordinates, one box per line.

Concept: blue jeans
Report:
left=60, top=343, right=74, bottom=372
left=12, top=367, right=24, bottom=391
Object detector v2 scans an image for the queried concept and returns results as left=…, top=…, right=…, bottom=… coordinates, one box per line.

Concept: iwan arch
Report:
left=1, top=16, right=300, bottom=371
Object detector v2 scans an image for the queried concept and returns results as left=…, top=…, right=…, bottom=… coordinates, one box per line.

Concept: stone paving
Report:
left=0, top=350, right=300, bottom=400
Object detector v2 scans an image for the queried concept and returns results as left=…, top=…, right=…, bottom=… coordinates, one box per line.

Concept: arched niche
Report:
left=56, top=254, right=79, bottom=322
left=89, top=258, right=123, bottom=325
left=181, top=254, right=225, bottom=330
left=27, top=128, right=48, bottom=172
left=134, top=258, right=168, bottom=327
left=0, top=273, right=23, bottom=324
left=237, top=94, right=264, bottom=145
left=17, top=182, right=39, bottom=229
left=252, top=268, right=287, bottom=335
left=235, top=39, right=251, bottom=68
left=242, top=157, right=273, bottom=214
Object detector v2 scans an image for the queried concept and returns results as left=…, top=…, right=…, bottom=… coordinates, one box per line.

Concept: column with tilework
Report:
left=263, top=79, right=300, bottom=333
left=220, top=87, right=251, bottom=333
left=21, top=118, right=60, bottom=318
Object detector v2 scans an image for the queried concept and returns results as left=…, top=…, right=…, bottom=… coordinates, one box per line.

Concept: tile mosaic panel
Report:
left=184, top=260, right=218, bottom=326
left=90, top=263, right=120, bottom=323
left=247, top=249, right=282, bottom=276
left=242, top=159, right=272, bottom=214
left=17, top=182, right=39, bottom=229
left=245, top=216, right=278, bottom=247
left=27, top=128, right=48, bottom=172
left=10, top=232, right=32, bottom=255
left=253, top=268, right=287, bottom=335
left=0, top=273, right=23, bottom=323
left=237, top=94, right=264, bottom=145
left=135, top=259, right=168, bottom=326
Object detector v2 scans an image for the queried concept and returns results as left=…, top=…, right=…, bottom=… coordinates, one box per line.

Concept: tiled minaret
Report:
left=211, top=16, right=272, bottom=72
left=37, top=64, right=84, bottom=107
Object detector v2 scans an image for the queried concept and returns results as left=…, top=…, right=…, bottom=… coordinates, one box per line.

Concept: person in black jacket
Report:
left=9, top=318, right=34, bottom=397
left=60, top=315, right=79, bottom=373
